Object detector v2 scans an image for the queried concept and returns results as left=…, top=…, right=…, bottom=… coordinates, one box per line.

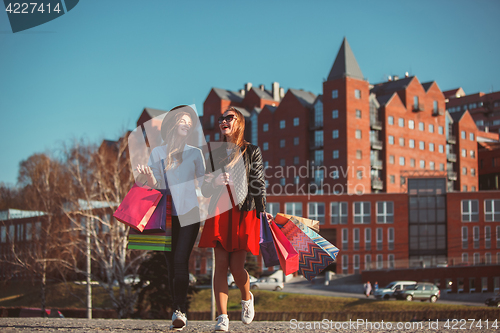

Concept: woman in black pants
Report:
left=137, top=105, right=205, bottom=330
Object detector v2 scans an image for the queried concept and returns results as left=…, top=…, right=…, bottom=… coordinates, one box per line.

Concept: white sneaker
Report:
left=171, top=310, right=187, bottom=330
left=241, top=291, right=255, bottom=324
left=214, top=314, right=229, bottom=331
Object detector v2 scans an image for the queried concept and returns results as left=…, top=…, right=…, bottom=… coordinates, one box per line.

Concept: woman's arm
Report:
left=248, top=145, right=267, bottom=217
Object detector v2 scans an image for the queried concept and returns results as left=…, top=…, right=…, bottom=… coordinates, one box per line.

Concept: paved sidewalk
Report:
left=0, top=317, right=492, bottom=332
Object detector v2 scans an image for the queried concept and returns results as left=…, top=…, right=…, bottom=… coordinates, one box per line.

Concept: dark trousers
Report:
left=164, top=207, right=200, bottom=313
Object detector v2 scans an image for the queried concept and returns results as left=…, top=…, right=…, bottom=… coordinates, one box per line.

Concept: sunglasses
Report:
left=218, top=114, right=237, bottom=124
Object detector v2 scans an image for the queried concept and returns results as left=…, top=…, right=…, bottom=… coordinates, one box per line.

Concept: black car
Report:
left=485, top=295, right=500, bottom=307
left=395, top=282, right=440, bottom=303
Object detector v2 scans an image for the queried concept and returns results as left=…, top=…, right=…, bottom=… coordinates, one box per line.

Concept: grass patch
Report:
left=189, top=289, right=491, bottom=312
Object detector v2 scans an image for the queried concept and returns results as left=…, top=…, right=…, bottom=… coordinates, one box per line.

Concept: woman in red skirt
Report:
left=198, top=107, right=271, bottom=331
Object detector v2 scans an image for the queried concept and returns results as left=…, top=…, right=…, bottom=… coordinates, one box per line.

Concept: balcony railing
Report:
left=433, top=108, right=445, bottom=116
left=371, top=177, right=383, bottom=190
left=447, top=135, right=456, bottom=144
left=309, top=121, right=323, bottom=130
left=370, top=139, right=383, bottom=150
left=370, top=118, right=382, bottom=130
left=371, top=159, right=383, bottom=169
left=413, top=103, right=425, bottom=112
left=447, top=171, right=457, bottom=180
left=447, top=153, right=457, bottom=162
left=310, top=142, right=323, bottom=150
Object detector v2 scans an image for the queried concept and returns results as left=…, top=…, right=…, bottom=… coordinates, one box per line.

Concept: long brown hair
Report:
left=162, top=110, right=193, bottom=170
left=222, top=107, right=248, bottom=168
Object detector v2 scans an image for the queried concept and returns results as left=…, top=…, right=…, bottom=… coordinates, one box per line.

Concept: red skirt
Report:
left=198, top=190, right=260, bottom=256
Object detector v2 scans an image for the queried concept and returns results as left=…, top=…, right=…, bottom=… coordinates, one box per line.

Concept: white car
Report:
left=373, top=280, right=416, bottom=300
left=250, top=277, right=284, bottom=291
left=227, top=273, right=257, bottom=287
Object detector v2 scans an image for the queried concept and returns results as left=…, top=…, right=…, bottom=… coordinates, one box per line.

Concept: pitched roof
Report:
left=449, top=109, right=466, bottom=122
left=143, top=107, right=167, bottom=118
left=213, top=88, right=244, bottom=103
left=376, top=93, right=395, bottom=106
left=421, top=81, right=434, bottom=92
left=263, top=105, right=277, bottom=113
left=370, top=76, right=414, bottom=96
left=327, top=37, right=364, bottom=81
left=443, top=88, right=465, bottom=99
left=249, top=87, right=273, bottom=101
left=232, top=106, right=250, bottom=117
left=289, top=89, right=316, bottom=108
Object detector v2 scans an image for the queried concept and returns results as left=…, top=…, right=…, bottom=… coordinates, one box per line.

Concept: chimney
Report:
left=393, top=75, right=399, bottom=81
left=245, top=82, right=252, bottom=91
left=239, top=89, right=245, bottom=97
left=405, top=72, right=409, bottom=77
left=388, top=76, right=392, bottom=81
left=272, top=82, right=280, bottom=101
left=280, top=87, right=285, bottom=98
left=259, top=84, right=265, bottom=91
left=485, top=126, right=489, bottom=133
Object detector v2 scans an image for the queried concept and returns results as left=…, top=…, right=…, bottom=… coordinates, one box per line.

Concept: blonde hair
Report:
left=162, top=110, right=192, bottom=171
left=222, top=107, right=248, bottom=168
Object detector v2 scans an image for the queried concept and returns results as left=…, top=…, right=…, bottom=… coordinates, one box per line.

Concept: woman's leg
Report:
left=214, top=243, right=230, bottom=315
left=229, top=250, right=250, bottom=301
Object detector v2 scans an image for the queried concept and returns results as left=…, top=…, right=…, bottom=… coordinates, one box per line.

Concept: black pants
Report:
left=164, top=207, right=200, bottom=313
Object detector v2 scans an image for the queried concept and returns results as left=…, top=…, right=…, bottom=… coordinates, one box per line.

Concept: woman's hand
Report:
left=136, top=164, right=157, bottom=186
left=214, top=172, right=231, bottom=186
left=265, top=212, right=274, bottom=222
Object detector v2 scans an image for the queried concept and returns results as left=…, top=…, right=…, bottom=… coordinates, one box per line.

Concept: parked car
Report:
left=19, top=308, right=64, bottom=318
left=373, top=281, right=416, bottom=300
left=485, top=295, right=500, bottom=307
left=227, top=273, right=257, bottom=287
left=250, top=277, right=284, bottom=291
left=395, top=282, right=440, bottom=303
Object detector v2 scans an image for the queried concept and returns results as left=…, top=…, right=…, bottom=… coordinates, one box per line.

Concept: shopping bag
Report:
left=276, top=213, right=320, bottom=232
left=113, top=183, right=162, bottom=232
left=289, top=218, right=339, bottom=261
left=280, top=219, right=335, bottom=281
left=269, top=220, right=299, bottom=275
left=259, top=213, right=280, bottom=267
left=142, top=159, right=173, bottom=232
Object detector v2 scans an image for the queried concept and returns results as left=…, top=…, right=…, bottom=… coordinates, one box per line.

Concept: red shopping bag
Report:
left=113, top=183, right=162, bottom=232
left=269, top=220, right=299, bottom=275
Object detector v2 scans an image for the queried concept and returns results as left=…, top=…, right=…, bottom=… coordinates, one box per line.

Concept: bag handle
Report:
left=207, top=142, right=236, bottom=208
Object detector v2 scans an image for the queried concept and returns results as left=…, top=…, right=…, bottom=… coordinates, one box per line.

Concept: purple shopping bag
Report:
left=259, top=213, right=280, bottom=267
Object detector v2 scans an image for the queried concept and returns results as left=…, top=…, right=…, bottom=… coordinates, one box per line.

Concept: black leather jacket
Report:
left=201, top=142, right=266, bottom=218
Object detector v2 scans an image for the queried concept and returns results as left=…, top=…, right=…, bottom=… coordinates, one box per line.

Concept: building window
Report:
left=332, top=90, right=338, bottom=99
left=409, top=120, right=414, bottom=129
left=471, top=186, right=476, bottom=191
left=419, top=141, right=425, bottom=150
left=353, top=254, right=360, bottom=274
left=399, top=137, right=405, bottom=147
left=389, top=135, right=394, bottom=145
left=409, top=139, right=415, bottom=149
left=315, top=130, right=323, bottom=147
left=470, top=133, right=474, bottom=141
left=342, top=229, right=348, bottom=251
left=293, top=156, right=299, bottom=165
left=331, top=202, right=348, bottom=224
left=389, top=175, right=395, bottom=184
left=210, top=115, right=215, bottom=128
left=353, top=228, right=360, bottom=250
left=355, top=130, right=362, bottom=139
left=496, top=226, right=500, bottom=248
left=410, top=159, right=416, bottom=167
left=485, top=226, right=491, bottom=249
left=388, top=228, right=394, bottom=250
left=485, top=199, right=500, bottom=222
left=473, top=226, right=480, bottom=249
left=419, top=122, right=424, bottom=131
left=355, top=89, right=361, bottom=99
left=332, top=170, right=339, bottom=179
left=356, top=150, right=362, bottom=159
left=354, top=201, right=371, bottom=224
left=294, top=137, right=299, bottom=145
left=461, top=130, right=466, bottom=139
left=263, top=142, right=269, bottom=151
left=470, top=150, right=475, bottom=158
left=462, top=226, right=468, bottom=249
left=429, top=143, right=434, bottom=152
left=429, top=161, right=435, bottom=170
left=355, top=109, right=361, bottom=118
left=308, top=202, right=325, bottom=225
left=462, top=149, right=467, bottom=158
left=342, top=254, right=348, bottom=274
left=205, top=134, right=210, bottom=142
left=433, top=100, right=438, bottom=112
left=485, top=253, right=491, bottom=264
left=332, top=110, right=338, bottom=118
left=377, top=201, right=394, bottom=223
left=333, top=150, right=339, bottom=159
left=280, top=178, right=286, bottom=186
left=471, top=168, right=476, bottom=176
left=389, top=155, right=394, bottom=164
left=280, top=139, right=285, bottom=148
left=263, top=123, right=269, bottom=132
left=399, top=156, right=405, bottom=166
left=25, top=222, right=32, bottom=241
left=376, top=254, right=383, bottom=269
left=266, top=202, right=280, bottom=216
left=388, top=116, right=394, bottom=125
left=0, top=226, right=6, bottom=243
left=293, top=117, right=299, bottom=126
left=285, top=202, right=302, bottom=217
left=365, top=228, right=371, bottom=251
left=439, top=145, right=444, bottom=153
left=439, top=126, right=444, bottom=135
left=462, top=167, right=467, bottom=175
left=332, top=130, right=339, bottom=139
left=420, top=160, right=425, bottom=169
left=429, top=124, right=434, bottom=133
left=388, top=254, right=395, bottom=269
left=462, top=200, right=479, bottom=222
left=280, top=120, right=286, bottom=129
left=280, top=158, right=286, bottom=166
left=463, top=185, right=468, bottom=192
left=35, top=222, right=41, bottom=239
left=413, top=96, right=419, bottom=109
left=398, top=118, right=404, bottom=127
left=8, top=224, right=15, bottom=241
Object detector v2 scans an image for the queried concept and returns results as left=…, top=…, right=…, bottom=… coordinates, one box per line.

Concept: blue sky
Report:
left=1, top=0, right=499, bottom=186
